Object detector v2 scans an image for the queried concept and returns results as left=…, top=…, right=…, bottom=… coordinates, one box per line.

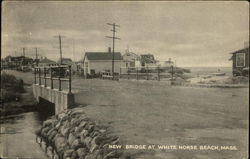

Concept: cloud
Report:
left=2, top=1, right=249, bottom=67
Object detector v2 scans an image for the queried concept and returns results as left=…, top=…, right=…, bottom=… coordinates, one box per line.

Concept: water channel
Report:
left=0, top=111, right=48, bottom=159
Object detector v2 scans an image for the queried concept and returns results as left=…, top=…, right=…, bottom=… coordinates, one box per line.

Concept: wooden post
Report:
left=39, top=68, right=41, bottom=85
left=127, top=68, right=130, bottom=79
left=59, top=67, right=61, bottom=91
left=157, top=66, right=160, bottom=81
left=69, top=66, right=72, bottom=94
left=119, top=67, right=121, bottom=79
left=146, top=66, right=149, bottom=80
left=171, top=65, right=174, bottom=80
left=51, top=68, right=53, bottom=89
left=34, top=68, right=37, bottom=84
left=136, top=67, right=138, bottom=80
left=44, top=67, right=47, bottom=87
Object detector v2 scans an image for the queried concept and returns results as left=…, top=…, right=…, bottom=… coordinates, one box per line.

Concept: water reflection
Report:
left=0, top=112, right=48, bottom=158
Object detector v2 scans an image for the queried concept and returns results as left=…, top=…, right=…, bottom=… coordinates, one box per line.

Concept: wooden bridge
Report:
left=32, top=65, right=75, bottom=114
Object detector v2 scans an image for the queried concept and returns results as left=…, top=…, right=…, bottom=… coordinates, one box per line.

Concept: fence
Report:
left=34, top=65, right=72, bottom=93
left=119, top=66, right=175, bottom=81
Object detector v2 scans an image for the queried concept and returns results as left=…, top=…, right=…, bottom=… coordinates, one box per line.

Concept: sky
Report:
left=2, top=1, right=249, bottom=67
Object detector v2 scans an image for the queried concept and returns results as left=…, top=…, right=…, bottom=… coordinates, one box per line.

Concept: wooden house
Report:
left=83, top=50, right=124, bottom=76
left=229, top=47, right=249, bottom=76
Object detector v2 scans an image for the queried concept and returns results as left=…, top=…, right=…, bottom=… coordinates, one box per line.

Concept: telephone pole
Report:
left=23, top=48, right=25, bottom=57
left=106, top=23, right=121, bottom=76
left=54, top=35, right=65, bottom=65
left=35, top=48, right=38, bottom=66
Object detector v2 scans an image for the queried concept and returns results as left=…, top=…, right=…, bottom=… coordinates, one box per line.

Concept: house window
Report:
left=85, top=62, right=88, bottom=68
left=236, top=53, right=245, bottom=67
left=90, top=69, right=95, bottom=75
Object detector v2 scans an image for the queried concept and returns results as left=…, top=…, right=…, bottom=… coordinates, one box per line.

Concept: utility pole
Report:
left=106, top=23, right=121, bottom=77
left=35, top=48, right=38, bottom=66
left=23, top=48, right=25, bottom=57
left=54, top=35, right=65, bottom=65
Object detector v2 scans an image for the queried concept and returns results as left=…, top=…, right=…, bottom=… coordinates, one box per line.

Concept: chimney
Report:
left=108, top=47, right=111, bottom=53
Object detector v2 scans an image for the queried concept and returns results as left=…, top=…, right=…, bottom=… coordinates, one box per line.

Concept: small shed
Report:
left=229, top=47, right=249, bottom=76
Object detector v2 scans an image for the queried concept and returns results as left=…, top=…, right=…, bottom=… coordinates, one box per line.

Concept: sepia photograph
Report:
left=1, top=1, right=249, bottom=159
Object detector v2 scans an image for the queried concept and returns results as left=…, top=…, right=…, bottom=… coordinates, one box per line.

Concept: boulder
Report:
left=103, top=151, right=117, bottom=159
left=41, top=127, right=51, bottom=137
left=71, top=138, right=82, bottom=150
left=43, top=119, right=57, bottom=128
left=68, top=133, right=77, bottom=146
left=89, top=143, right=98, bottom=153
left=70, top=108, right=85, bottom=117
left=76, top=148, right=88, bottom=159
left=48, top=130, right=58, bottom=141
left=71, top=150, right=79, bottom=159
left=70, top=118, right=81, bottom=127
left=46, top=146, right=54, bottom=158
left=75, top=121, right=87, bottom=134
left=83, top=136, right=92, bottom=148
left=57, top=112, right=68, bottom=121
left=54, top=136, right=68, bottom=152
left=80, top=129, right=89, bottom=137
left=63, top=149, right=74, bottom=159
left=60, top=127, right=70, bottom=137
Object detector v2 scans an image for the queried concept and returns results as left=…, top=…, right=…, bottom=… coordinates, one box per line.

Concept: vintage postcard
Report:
left=1, top=1, right=249, bottom=159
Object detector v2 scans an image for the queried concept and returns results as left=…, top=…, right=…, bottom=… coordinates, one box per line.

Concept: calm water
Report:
left=184, top=67, right=232, bottom=76
left=0, top=112, right=48, bottom=159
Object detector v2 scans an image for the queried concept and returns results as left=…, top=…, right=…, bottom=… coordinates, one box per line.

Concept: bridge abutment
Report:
left=33, top=84, right=75, bottom=114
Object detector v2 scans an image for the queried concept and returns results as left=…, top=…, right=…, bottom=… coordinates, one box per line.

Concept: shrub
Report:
left=1, top=73, right=25, bottom=92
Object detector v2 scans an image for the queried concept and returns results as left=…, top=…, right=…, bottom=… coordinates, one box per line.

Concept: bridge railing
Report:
left=34, top=65, right=72, bottom=93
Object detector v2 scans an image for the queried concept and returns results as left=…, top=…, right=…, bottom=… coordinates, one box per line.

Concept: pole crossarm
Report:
left=107, top=23, right=120, bottom=27
left=105, top=36, right=121, bottom=40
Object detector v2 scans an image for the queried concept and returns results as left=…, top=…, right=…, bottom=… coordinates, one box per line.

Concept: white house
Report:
left=122, top=50, right=140, bottom=68
left=38, top=57, right=57, bottom=67
left=83, top=50, right=124, bottom=76
left=157, top=58, right=174, bottom=68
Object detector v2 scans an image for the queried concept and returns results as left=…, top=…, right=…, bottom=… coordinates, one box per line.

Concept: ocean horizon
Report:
left=182, top=66, right=232, bottom=76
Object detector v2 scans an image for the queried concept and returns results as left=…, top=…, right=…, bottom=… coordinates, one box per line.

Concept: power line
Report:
left=105, top=23, right=121, bottom=77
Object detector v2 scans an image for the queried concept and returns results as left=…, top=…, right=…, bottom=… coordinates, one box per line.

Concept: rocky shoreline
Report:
left=36, top=108, right=125, bottom=159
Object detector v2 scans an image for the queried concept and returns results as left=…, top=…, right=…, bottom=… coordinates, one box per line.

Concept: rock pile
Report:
left=36, top=108, right=124, bottom=159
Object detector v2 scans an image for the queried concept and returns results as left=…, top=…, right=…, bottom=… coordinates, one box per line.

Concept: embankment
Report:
left=1, top=73, right=38, bottom=116
left=36, top=108, right=125, bottom=159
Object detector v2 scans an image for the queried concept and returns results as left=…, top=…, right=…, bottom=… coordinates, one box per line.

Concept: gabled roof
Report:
left=141, top=54, right=156, bottom=63
left=40, top=58, right=56, bottom=64
left=123, top=51, right=139, bottom=57
left=230, top=47, right=249, bottom=54
left=84, top=52, right=123, bottom=61
left=61, top=58, right=72, bottom=62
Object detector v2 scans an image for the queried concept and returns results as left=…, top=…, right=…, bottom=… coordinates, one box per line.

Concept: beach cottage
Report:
left=83, top=50, right=124, bottom=76
left=38, top=57, right=57, bottom=67
left=229, top=47, right=249, bottom=76
left=122, top=50, right=140, bottom=68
